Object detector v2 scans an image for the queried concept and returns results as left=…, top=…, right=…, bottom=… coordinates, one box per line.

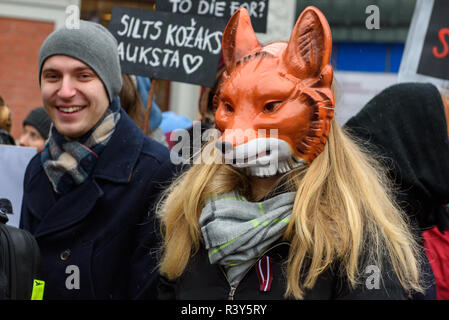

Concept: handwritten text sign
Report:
left=157, top=0, right=268, bottom=33
left=398, top=0, right=449, bottom=89
left=109, top=6, right=226, bottom=87
left=417, top=0, right=449, bottom=81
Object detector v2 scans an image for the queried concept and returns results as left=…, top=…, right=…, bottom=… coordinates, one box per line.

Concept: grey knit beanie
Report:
left=38, top=20, right=122, bottom=102
left=23, top=107, right=52, bottom=140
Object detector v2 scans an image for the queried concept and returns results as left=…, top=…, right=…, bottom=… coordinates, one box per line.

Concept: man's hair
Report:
left=119, top=74, right=145, bottom=130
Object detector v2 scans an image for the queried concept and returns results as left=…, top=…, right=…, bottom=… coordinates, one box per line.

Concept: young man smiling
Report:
left=20, top=20, right=177, bottom=299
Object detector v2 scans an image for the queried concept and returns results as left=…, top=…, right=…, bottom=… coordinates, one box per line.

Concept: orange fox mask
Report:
left=214, top=7, right=334, bottom=177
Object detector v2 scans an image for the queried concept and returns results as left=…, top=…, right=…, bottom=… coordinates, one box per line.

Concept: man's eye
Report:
left=44, top=73, right=59, bottom=80
left=263, top=101, right=282, bottom=113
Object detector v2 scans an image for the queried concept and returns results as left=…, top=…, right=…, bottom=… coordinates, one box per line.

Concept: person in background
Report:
left=345, top=82, right=449, bottom=299
left=18, top=107, right=51, bottom=152
left=167, top=56, right=225, bottom=161
left=20, top=20, right=177, bottom=299
left=197, top=57, right=225, bottom=131
left=119, top=73, right=168, bottom=147
left=0, top=95, right=15, bottom=145
left=118, top=74, right=145, bottom=130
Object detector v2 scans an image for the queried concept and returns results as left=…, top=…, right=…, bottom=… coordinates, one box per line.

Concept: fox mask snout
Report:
left=214, top=6, right=334, bottom=177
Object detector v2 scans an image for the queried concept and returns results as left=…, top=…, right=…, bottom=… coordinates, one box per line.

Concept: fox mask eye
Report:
left=224, top=103, right=234, bottom=113
left=263, top=101, right=283, bottom=114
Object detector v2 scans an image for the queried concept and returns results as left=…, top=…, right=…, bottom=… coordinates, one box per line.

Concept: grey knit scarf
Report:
left=199, top=191, right=296, bottom=287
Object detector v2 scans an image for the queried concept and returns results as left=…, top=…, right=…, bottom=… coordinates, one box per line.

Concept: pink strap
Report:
left=256, top=255, right=273, bottom=292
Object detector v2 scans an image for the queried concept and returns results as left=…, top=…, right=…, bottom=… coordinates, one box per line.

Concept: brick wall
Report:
left=0, top=17, right=54, bottom=140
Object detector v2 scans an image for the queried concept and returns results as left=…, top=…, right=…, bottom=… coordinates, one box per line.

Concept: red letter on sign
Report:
left=433, top=28, right=449, bottom=59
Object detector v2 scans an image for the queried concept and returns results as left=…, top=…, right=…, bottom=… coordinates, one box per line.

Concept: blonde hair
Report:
left=157, top=119, right=424, bottom=299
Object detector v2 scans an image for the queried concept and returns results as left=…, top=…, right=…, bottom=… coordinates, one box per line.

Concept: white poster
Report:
left=0, top=145, right=37, bottom=228
left=334, top=71, right=398, bottom=125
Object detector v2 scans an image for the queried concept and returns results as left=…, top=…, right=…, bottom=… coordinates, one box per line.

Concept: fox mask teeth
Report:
left=214, top=6, right=334, bottom=175
left=215, top=138, right=306, bottom=177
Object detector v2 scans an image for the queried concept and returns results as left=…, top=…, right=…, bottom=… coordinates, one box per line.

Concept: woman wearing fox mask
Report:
left=156, top=7, right=425, bottom=299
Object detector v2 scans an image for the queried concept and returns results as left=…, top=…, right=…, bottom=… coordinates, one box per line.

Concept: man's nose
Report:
left=18, top=134, right=28, bottom=147
left=58, top=77, right=76, bottom=99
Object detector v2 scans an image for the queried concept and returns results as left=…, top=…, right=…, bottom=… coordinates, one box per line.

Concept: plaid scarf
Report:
left=41, top=99, right=121, bottom=194
left=199, top=190, right=296, bottom=287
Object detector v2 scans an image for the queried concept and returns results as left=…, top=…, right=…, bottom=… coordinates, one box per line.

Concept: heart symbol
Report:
left=183, top=54, right=203, bottom=74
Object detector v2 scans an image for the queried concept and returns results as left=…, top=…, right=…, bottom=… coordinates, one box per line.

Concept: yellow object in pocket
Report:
left=30, top=279, right=45, bottom=300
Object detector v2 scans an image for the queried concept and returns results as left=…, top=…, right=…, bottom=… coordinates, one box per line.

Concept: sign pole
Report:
left=144, top=79, right=157, bottom=135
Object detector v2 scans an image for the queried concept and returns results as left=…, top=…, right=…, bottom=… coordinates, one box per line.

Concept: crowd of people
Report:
left=0, top=6, right=448, bottom=300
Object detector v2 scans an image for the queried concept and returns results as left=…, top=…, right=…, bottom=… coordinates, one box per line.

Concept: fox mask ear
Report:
left=222, top=8, right=261, bottom=73
left=283, top=6, right=332, bottom=80
left=222, top=7, right=332, bottom=81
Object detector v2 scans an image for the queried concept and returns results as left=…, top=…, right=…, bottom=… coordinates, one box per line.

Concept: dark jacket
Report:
left=20, top=109, right=178, bottom=299
left=158, top=242, right=408, bottom=300
left=0, top=129, right=15, bottom=145
left=345, top=82, right=449, bottom=232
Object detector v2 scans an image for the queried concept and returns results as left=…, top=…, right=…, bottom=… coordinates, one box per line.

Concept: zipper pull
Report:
left=228, top=286, right=236, bottom=300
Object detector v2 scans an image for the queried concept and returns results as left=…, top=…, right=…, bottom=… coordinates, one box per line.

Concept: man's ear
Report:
left=222, top=8, right=261, bottom=73
left=283, top=6, right=332, bottom=79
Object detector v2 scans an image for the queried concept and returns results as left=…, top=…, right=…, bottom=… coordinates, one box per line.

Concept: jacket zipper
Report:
left=228, top=286, right=236, bottom=300
left=219, top=241, right=289, bottom=300
left=218, top=266, right=241, bottom=300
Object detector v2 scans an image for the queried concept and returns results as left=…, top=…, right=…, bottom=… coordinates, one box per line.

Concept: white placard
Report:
left=0, top=145, right=37, bottom=228
left=334, top=71, right=398, bottom=125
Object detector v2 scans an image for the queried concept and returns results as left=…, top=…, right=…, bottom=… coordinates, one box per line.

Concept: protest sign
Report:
left=0, top=145, right=36, bottom=228
left=157, top=0, right=269, bottom=33
left=398, top=0, right=449, bottom=90
left=109, top=6, right=226, bottom=87
left=417, top=0, right=449, bottom=81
